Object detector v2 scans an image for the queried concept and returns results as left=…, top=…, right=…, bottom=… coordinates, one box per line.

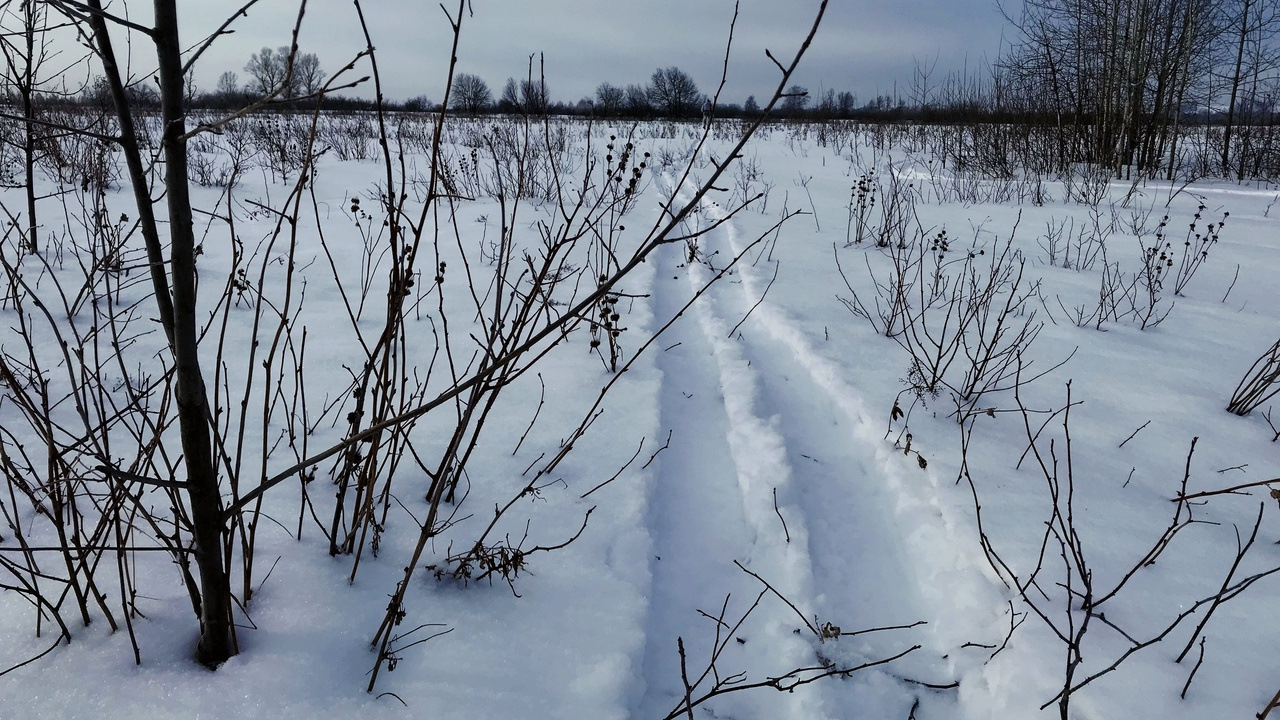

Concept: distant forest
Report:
left=7, top=0, right=1280, bottom=180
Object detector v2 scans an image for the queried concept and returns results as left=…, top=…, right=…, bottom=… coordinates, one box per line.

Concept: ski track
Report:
left=635, top=219, right=816, bottom=718
left=636, top=175, right=1011, bottom=718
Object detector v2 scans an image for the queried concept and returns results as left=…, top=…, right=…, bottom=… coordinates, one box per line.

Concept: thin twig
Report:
left=772, top=487, right=790, bottom=543
left=1117, top=420, right=1150, bottom=448
left=734, top=559, right=818, bottom=636
left=727, top=259, right=779, bottom=339
left=1180, top=637, right=1205, bottom=700
left=1175, top=503, right=1265, bottom=663
left=1175, top=477, right=1279, bottom=502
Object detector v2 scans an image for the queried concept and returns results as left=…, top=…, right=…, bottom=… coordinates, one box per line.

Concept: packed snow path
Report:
left=631, top=182, right=1008, bottom=718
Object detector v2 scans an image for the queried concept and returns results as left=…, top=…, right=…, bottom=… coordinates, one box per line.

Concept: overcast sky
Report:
left=162, top=1, right=1010, bottom=107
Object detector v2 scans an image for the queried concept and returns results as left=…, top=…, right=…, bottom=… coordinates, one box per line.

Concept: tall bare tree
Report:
left=1219, top=0, right=1280, bottom=176
left=75, top=0, right=236, bottom=667
left=499, top=75, right=548, bottom=114
left=244, top=45, right=287, bottom=95
left=624, top=82, right=651, bottom=116
left=292, top=50, right=325, bottom=97
left=216, top=70, right=238, bottom=94
left=244, top=44, right=324, bottom=99
left=595, top=81, right=625, bottom=115
left=450, top=72, right=490, bottom=114
left=1001, top=0, right=1220, bottom=177
left=647, top=66, right=702, bottom=118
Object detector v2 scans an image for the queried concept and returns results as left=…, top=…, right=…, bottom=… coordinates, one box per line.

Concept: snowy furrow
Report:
left=628, top=178, right=828, bottom=718
left=697, top=198, right=1018, bottom=715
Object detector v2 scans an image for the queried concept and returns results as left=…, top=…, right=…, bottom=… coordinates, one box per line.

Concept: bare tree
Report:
left=0, top=0, right=79, bottom=249
left=78, top=0, right=234, bottom=667
left=647, top=66, right=701, bottom=117
left=243, top=45, right=324, bottom=99
left=815, top=87, right=837, bottom=120
left=595, top=81, right=625, bottom=115
left=244, top=45, right=287, bottom=95
left=1000, top=0, right=1221, bottom=178
left=292, top=51, right=325, bottom=97
left=451, top=72, right=491, bottom=114
left=836, top=90, right=856, bottom=116
left=911, top=53, right=939, bottom=111
left=498, top=76, right=519, bottom=111
left=624, top=82, right=652, bottom=116
left=498, top=76, right=547, bottom=114
left=520, top=77, right=548, bottom=114
left=1219, top=0, right=1280, bottom=177
left=780, top=84, right=810, bottom=116
left=216, top=70, right=238, bottom=94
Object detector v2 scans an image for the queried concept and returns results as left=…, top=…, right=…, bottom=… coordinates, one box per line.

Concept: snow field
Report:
left=2, top=117, right=1280, bottom=719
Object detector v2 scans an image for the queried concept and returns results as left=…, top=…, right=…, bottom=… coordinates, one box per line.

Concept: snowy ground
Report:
left=1, top=117, right=1279, bottom=719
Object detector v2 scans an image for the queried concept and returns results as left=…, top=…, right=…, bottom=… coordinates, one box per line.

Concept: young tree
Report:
left=646, top=66, right=701, bottom=117
left=911, top=53, right=939, bottom=111
left=80, top=0, right=234, bottom=667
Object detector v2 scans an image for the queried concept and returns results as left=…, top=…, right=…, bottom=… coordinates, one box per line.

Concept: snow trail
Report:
left=634, top=203, right=824, bottom=718
left=632, top=180, right=1013, bottom=717
left=710, top=204, right=1009, bottom=660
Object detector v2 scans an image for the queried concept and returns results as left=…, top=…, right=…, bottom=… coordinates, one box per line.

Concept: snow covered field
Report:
left=1, top=114, right=1279, bottom=719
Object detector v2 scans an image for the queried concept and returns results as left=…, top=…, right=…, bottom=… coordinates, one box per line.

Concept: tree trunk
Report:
left=1223, top=0, right=1253, bottom=174
left=85, top=0, right=234, bottom=668
left=152, top=0, right=235, bottom=668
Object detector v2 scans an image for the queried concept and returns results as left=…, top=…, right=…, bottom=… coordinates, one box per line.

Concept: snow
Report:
left=2, top=115, right=1280, bottom=719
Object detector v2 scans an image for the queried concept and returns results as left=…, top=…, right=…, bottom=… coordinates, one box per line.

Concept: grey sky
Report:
left=173, top=1, right=1009, bottom=106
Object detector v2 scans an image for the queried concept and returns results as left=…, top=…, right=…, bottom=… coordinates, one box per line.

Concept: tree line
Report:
left=427, top=68, right=883, bottom=120
left=7, top=0, right=1280, bottom=177
left=0, top=39, right=886, bottom=121
left=996, top=0, right=1280, bottom=179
